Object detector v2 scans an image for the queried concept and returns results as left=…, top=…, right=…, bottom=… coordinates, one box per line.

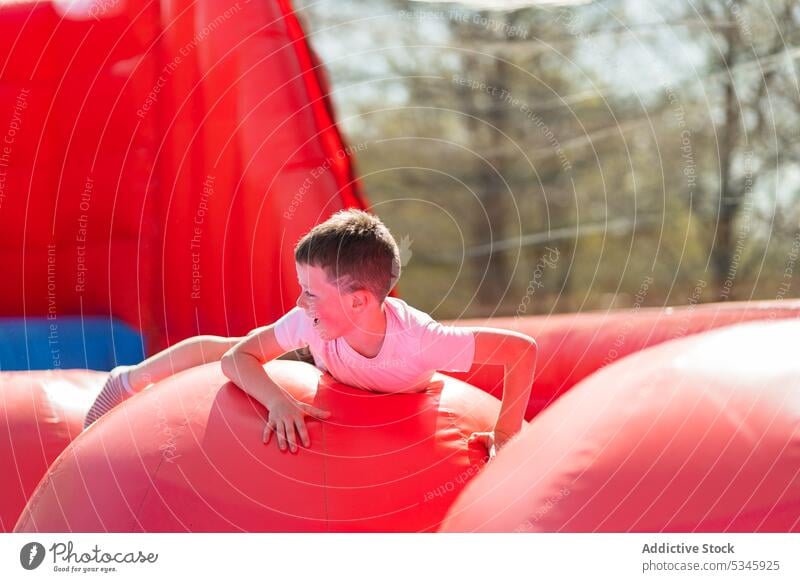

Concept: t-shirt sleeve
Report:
left=418, top=319, right=475, bottom=373
left=272, top=307, right=314, bottom=353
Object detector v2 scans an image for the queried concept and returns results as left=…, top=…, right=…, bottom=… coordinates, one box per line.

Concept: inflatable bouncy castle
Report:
left=2, top=0, right=799, bottom=533
left=441, top=319, right=800, bottom=533
left=0, top=0, right=366, bottom=361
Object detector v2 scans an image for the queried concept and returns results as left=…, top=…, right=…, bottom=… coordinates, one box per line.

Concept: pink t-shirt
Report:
left=273, top=297, right=475, bottom=393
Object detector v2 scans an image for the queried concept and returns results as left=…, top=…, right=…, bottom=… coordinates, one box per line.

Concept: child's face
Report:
left=295, top=262, right=357, bottom=340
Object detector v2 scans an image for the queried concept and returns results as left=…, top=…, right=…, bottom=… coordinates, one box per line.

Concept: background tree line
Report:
left=295, top=0, right=800, bottom=319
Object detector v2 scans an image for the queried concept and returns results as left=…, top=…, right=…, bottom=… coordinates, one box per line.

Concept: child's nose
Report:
left=296, top=294, right=307, bottom=309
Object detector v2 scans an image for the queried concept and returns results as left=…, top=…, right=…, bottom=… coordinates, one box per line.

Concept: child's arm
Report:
left=84, top=335, right=245, bottom=429
left=128, top=335, right=244, bottom=390
left=466, top=328, right=537, bottom=456
left=221, top=326, right=330, bottom=454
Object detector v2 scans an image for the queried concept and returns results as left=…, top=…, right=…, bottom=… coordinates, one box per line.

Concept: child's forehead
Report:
left=296, top=263, right=335, bottom=289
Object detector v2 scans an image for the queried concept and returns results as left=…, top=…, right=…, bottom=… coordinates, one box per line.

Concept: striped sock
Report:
left=83, top=365, right=136, bottom=429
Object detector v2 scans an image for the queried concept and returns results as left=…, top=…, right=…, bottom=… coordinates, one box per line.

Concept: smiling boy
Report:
left=84, top=209, right=537, bottom=459
left=221, top=209, right=537, bottom=456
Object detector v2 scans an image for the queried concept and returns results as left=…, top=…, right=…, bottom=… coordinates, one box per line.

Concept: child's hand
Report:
left=468, top=429, right=515, bottom=461
left=262, top=394, right=331, bottom=453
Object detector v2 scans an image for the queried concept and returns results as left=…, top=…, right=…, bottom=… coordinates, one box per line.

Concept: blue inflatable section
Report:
left=0, top=317, right=145, bottom=371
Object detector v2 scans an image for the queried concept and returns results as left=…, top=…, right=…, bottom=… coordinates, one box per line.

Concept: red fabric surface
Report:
left=441, top=319, right=800, bottom=532
left=447, top=299, right=800, bottom=419
left=0, top=0, right=368, bottom=353
left=15, top=360, right=499, bottom=532
left=0, top=369, right=104, bottom=532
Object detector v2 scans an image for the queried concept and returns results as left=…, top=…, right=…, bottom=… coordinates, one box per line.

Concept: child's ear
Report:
left=351, top=290, right=370, bottom=311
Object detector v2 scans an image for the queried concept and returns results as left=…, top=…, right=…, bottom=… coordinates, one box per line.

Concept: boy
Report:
left=85, top=209, right=537, bottom=458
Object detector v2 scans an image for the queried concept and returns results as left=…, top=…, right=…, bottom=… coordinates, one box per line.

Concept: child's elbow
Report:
left=220, top=349, right=239, bottom=381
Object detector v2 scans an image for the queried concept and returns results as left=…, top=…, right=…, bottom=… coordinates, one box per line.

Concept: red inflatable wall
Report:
left=0, top=369, right=104, bottom=531
left=448, top=299, right=800, bottom=420
left=441, top=320, right=800, bottom=532
left=0, top=0, right=367, bottom=353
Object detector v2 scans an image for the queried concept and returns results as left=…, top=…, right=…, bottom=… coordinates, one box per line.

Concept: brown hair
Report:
left=294, top=209, right=400, bottom=301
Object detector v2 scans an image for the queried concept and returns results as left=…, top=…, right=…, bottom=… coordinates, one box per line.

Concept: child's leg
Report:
left=128, top=335, right=244, bottom=390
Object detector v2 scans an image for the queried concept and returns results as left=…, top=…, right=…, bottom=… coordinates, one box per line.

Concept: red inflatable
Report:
left=448, top=299, right=800, bottom=420
left=0, top=369, right=104, bottom=532
left=15, top=361, right=500, bottom=532
left=440, top=319, right=800, bottom=532
left=0, top=0, right=367, bottom=353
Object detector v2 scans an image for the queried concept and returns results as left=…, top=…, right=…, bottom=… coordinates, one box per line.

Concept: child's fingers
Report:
left=301, top=403, right=331, bottom=419
left=275, top=421, right=288, bottom=451
left=285, top=422, right=299, bottom=453
left=468, top=432, right=496, bottom=460
left=468, top=432, right=489, bottom=445
left=262, top=421, right=274, bottom=444
left=488, top=442, right=497, bottom=461
left=295, top=418, right=311, bottom=448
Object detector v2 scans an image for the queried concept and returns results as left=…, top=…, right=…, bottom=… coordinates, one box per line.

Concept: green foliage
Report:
left=297, top=0, right=800, bottom=316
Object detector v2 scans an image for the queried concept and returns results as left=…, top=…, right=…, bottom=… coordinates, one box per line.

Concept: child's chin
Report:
left=318, top=327, right=343, bottom=341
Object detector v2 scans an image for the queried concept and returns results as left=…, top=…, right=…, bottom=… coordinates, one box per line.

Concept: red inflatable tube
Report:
left=448, top=299, right=800, bottom=420
left=0, top=370, right=104, bottom=532
left=440, top=319, right=800, bottom=532
left=15, top=361, right=500, bottom=532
